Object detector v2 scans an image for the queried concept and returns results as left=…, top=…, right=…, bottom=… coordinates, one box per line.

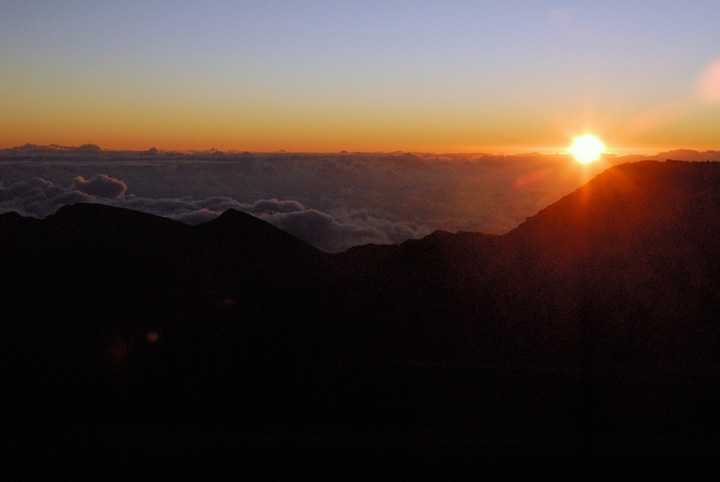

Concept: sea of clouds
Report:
left=2, top=148, right=715, bottom=252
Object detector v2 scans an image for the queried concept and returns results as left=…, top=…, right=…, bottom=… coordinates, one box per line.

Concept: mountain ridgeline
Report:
left=2, top=160, right=720, bottom=463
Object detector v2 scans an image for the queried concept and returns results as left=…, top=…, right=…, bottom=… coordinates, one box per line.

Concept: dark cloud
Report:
left=249, top=198, right=305, bottom=214
left=1, top=177, right=92, bottom=217
left=72, top=175, right=127, bottom=198
left=171, top=208, right=219, bottom=225
left=72, top=144, right=103, bottom=153
left=52, top=190, right=93, bottom=206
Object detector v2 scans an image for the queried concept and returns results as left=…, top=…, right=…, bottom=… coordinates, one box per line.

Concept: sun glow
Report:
left=568, top=134, right=605, bottom=163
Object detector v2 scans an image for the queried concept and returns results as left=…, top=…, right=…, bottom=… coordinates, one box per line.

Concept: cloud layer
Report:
left=0, top=173, right=424, bottom=253
left=4, top=150, right=712, bottom=252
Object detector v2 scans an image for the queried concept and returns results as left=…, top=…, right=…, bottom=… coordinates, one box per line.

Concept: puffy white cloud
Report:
left=258, top=209, right=391, bottom=253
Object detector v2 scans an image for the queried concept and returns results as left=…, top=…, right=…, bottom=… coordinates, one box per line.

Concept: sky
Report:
left=1, top=0, right=719, bottom=153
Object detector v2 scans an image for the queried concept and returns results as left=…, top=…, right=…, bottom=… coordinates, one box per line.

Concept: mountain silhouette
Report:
left=2, top=160, right=720, bottom=471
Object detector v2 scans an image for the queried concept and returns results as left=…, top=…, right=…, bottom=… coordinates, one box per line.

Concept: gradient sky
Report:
left=2, top=0, right=719, bottom=153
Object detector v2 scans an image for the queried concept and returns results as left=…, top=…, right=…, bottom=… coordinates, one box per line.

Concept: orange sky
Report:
left=2, top=1, right=718, bottom=154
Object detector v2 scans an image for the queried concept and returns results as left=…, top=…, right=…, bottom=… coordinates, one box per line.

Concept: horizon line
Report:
left=3, top=142, right=718, bottom=158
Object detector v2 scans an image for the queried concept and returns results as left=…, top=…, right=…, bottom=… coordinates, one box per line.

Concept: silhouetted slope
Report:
left=2, top=161, right=720, bottom=460
left=494, top=161, right=720, bottom=363
left=1, top=204, right=187, bottom=349
left=178, top=209, right=333, bottom=366
left=2, top=204, right=331, bottom=373
left=328, top=230, right=501, bottom=360
left=506, top=160, right=720, bottom=263
left=326, top=162, right=720, bottom=364
left=186, top=208, right=322, bottom=287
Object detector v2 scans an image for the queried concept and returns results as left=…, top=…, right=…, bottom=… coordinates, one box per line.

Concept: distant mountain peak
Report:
left=52, top=202, right=181, bottom=227
left=194, top=208, right=321, bottom=256
left=214, top=208, right=265, bottom=225
left=202, top=208, right=288, bottom=236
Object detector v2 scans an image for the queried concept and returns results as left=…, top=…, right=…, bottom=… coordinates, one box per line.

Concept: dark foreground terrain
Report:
left=2, top=160, right=720, bottom=477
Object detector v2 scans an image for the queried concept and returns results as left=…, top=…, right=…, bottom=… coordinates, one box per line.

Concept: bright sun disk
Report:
left=568, top=134, right=605, bottom=163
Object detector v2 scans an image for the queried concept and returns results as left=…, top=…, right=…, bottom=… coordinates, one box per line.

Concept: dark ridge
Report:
left=0, top=210, right=25, bottom=225
left=49, top=202, right=186, bottom=235
left=212, top=206, right=276, bottom=227
left=193, top=207, right=320, bottom=255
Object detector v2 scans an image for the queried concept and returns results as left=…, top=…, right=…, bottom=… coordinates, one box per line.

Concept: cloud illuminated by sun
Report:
left=568, top=134, right=605, bottom=163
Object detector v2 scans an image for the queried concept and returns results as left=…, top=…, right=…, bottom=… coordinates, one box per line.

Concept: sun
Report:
left=568, top=134, right=605, bottom=163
